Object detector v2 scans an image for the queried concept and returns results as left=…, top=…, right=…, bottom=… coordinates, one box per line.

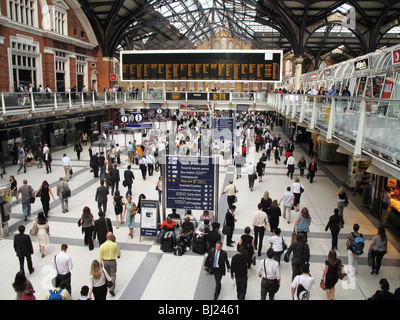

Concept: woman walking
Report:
left=124, top=195, right=137, bottom=239
left=297, top=156, right=306, bottom=177
left=369, top=226, right=388, bottom=275
left=10, top=175, right=18, bottom=203
left=79, top=206, right=94, bottom=251
left=36, top=180, right=55, bottom=218
left=88, top=260, right=112, bottom=300
left=294, top=207, right=312, bottom=242
left=33, top=212, right=49, bottom=258
left=336, top=186, right=349, bottom=224
left=291, top=177, right=304, bottom=212
left=268, top=228, right=288, bottom=263
left=321, top=249, right=342, bottom=300
left=113, top=190, right=125, bottom=229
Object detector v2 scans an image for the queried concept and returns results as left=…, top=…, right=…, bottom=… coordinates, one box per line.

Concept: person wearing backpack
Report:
left=44, top=277, right=72, bottom=300
left=291, top=263, right=314, bottom=300
left=346, top=224, right=364, bottom=274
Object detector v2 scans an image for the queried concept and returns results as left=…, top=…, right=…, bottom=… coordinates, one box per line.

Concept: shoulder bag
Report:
left=222, top=217, right=230, bottom=235
left=29, top=223, right=38, bottom=236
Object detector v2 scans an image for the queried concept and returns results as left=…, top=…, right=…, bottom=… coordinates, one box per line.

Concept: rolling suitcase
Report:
left=173, top=240, right=186, bottom=256
left=192, top=234, right=207, bottom=254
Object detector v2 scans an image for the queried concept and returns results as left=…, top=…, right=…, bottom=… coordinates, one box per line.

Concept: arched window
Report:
left=228, top=41, right=234, bottom=49
left=285, top=60, right=293, bottom=76
left=214, top=41, right=219, bottom=49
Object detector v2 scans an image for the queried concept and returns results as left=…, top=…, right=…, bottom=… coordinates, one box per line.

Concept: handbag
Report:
left=222, top=217, right=230, bottom=235
left=29, top=224, right=38, bottom=236
left=291, top=231, right=297, bottom=243
left=103, top=271, right=113, bottom=288
left=320, top=279, right=326, bottom=291
left=282, top=236, right=287, bottom=251
left=36, top=189, right=42, bottom=198
left=233, top=195, right=238, bottom=203
left=337, top=263, right=347, bottom=280
left=62, top=188, right=71, bottom=198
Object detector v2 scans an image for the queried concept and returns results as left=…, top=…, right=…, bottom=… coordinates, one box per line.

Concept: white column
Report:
left=354, top=100, right=366, bottom=156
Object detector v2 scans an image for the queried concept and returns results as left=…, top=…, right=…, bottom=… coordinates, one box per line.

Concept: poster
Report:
left=140, top=200, right=159, bottom=238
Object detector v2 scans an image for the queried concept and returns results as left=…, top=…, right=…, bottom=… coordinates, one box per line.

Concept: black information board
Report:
left=121, top=50, right=282, bottom=82
left=165, top=156, right=215, bottom=211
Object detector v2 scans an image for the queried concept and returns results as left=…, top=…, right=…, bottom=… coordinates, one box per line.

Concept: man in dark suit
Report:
left=109, top=163, right=120, bottom=196
left=43, top=149, right=52, bottom=174
left=95, top=180, right=109, bottom=214
left=204, top=241, right=231, bottom=300
left=93, top=211, right=113, bottom=246
left=13, top=225, right=34, bottom=274
left=124, top=165, right=135, bottom=196
left=225, top=205, right=237, bottom=247
left=91, top=152, right=100, bottom=178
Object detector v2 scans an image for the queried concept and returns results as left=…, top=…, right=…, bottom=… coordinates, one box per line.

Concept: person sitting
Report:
left=159, top=216, right=177, bottom=247
left=179, top=216, right=194, bottom=250
left=195, top=219, right=210, bottom=235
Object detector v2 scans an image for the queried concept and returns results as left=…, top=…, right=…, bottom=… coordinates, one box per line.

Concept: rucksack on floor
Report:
left=351, top=233, right=364, bottom=255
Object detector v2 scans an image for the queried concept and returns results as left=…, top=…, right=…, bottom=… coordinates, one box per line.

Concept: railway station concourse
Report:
left=0, top=0, right=400, bottom=309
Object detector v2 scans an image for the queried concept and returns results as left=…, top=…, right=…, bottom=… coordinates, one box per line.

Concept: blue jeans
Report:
left=21, top=200, right=31, bottom=217
left=159, top=229, right=176, bottom=246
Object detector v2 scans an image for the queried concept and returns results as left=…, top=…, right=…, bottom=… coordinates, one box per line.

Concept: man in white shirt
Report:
left=257, top=248, right=281, bottom=300
left=61, top=154, right=72, bottom=181
left=291, top=263, right=315, bottom=300
left=279, top=187, right=294, bottom=223
left=246, top=162, right=256, bottom=191
left=252, top=203, right=268, bottom=256
left=53, top=244, right=73, bottom=295
left=287, top=153, right=296, bottom=179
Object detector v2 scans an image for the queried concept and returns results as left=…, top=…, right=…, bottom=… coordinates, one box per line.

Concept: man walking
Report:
left=95, top=180, right=109, bottom=214
left=43, top=149, right=52, bottom=174
left=109, top=163, right=120, bottom=196
left=13, top=225, right=34, bottom=275
left=123, top=165, right=135, bottom=196
left=61, top=154, right=72, bottom=181
left=53, top=244, right=73, bottom=295
left=279, top=187, right=294, bottom=224
left=16, top=179, right=34, bottom=221
left=225, top=205, right=237, bottom=247
left=221, top=179, right=238, bottom=209
left=99, top=232, right=121, bottom=297
left=56, top=177, right=70, bottom=213
left=253, top=203, right=269, bottom=256
left=204, top=241, right=231, bottom=300
left=231, top=246, right=249, bottom=300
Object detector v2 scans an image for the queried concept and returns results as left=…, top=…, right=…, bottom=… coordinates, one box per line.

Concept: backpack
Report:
left=351, top=233, right=364, bottom=255
left=48, top=289, right=63, bottom=300
left=297, top=281, right=309, bottom=300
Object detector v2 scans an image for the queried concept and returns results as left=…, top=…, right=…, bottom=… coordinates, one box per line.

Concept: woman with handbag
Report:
left=124, top=195, right=137, bottom=239
left=368, top=226, right=388, bottom=275
left=268, top=228, right=288, bottom=263
left=34, top=211, right=49, bottom=258
left=321, top=249, right=342, bottom=300
left=113, top=190, right=125, bottom=229
left=88, top=259, right=112, bottom=300
left=294, top=207, right=312, bottom=242
left=36, top=180, right=55, bottom=218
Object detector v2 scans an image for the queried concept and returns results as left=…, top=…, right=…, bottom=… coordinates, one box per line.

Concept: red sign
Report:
left=110, top=74, right=117, bottom=81
left=381, top=77, right=394, bottom=99
left=392, top=49, right=400, bottom=65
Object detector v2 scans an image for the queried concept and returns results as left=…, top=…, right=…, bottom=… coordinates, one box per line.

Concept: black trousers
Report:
left=83, top=226, right=94, bottom=251
left=235, top=277, right=248, bottom=300
left=18, top=255, right=33, bottom=274
left=212, top=268, right=223, bottom=300
left=254, top=226, right=265, bottom=255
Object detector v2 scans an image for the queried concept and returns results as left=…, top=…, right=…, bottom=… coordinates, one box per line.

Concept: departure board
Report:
left=121, top=50, right=282, bottom=82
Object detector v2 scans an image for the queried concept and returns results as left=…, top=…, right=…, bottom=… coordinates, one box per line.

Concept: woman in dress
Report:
left=294, top=207, right=312, bottom=242
left=237, top=226, right=255, bottom=268
left=124, top=195, right=137, bottom=239
left=79, top=206, right=94, bottom=251
left=34, top=211, right=49, bottom=258
left=88, top=259, right=112, bottom=300
left=260, top=191, right=272, bottom=215
left=36, top=180, right=55, bottom=218
left=113, top=190, right=125, bottom=229
left=321, top=249, right=342, bottom=300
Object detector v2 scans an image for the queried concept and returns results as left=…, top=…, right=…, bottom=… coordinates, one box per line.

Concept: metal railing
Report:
left=0, top=90, right=269, bottom=116
left=267, top=93, right=400, bottom=167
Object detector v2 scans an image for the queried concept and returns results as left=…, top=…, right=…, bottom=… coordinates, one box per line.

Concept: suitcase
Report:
left=173, top=240, right=186, bottom=256
left=161, top=237, right=173, bottom=253
left=192, top=234, right=207, bottom=254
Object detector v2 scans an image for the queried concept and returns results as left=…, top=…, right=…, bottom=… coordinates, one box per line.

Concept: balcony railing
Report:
left=267, top=93, right=400, bottom=167
left=0, top=91, right=269, bottom=116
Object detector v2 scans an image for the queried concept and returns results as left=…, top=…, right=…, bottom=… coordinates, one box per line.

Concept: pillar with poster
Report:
left=140, top=199, right=160, bottom=242
left=0, top=184, right=12, bottom=237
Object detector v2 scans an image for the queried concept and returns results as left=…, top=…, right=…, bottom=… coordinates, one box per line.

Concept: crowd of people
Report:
left=6, top=110, right=399, bottom=301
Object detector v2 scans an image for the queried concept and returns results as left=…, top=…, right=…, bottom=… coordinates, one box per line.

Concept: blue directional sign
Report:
left=213, top=117, right=234, bottom=141
left=166, top=156, right=215, bottom=211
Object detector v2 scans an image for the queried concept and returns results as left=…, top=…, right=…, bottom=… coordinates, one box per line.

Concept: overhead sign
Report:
left=165, top=156, right=215, bottom=211
left=121, top=49, right=283, bottom=82
left=213, top=117, right=234, bottom=141
left=120, top=113, right=144, bottom=123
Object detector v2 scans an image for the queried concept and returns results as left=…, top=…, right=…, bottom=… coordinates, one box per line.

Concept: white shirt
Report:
left=291, top=274, right=315, bottom=300
left=268, top=235, right=288, bottom=252
left=54, top=251, right=73, bottom=275
left=291, top=182, right=303, bottom=194
left=253, top=210, right=268, bottom=227
left=281, top=191, right=294, bottom=207
left=62, top=156, right=72, bottom=167
left=257, top=258, right=280, bottom=280
left=246, top=165, right=256, bottom=175
left=287, top=156, right=296, bottom=165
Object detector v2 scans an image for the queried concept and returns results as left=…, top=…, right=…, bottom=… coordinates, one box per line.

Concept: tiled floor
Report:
left=1, top=124, right=399, bottom=301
